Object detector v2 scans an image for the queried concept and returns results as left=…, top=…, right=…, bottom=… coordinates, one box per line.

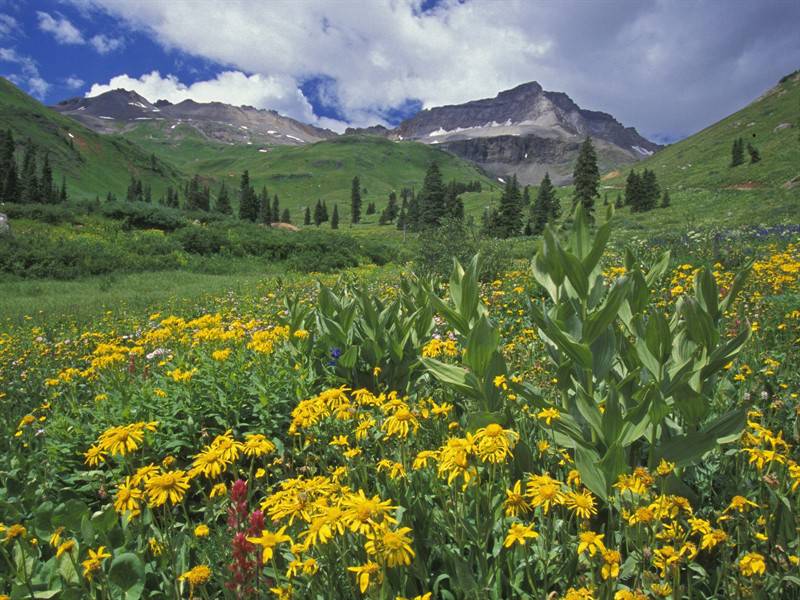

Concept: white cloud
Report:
left=71, top=0, right=800, bottom=138
left=65, top=75, right=85, bottom=89
left=27, top=76, right=51, bottom=98
left=0, top=14, right=18, bottom=39
left=89, top=34, right=123, bottom=54
left=37, top=11, right=124, bottom=55
left=37, top=11, right=85, bottom=45
left=85, top=70, right=349, bottom=130
left=0, top=48, right=50, bottom=98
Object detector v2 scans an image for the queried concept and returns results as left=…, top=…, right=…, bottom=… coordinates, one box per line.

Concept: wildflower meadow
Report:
left=1, top=207, right=799, bottom=599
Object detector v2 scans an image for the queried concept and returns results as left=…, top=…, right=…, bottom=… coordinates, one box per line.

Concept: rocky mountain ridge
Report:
left=53, top=89, right=336, bottom=146
left=387, top=82, right=660, bottom=185
left=54, top=81, right=660, bottom=185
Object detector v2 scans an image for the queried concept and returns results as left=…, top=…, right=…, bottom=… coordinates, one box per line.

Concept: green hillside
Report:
left=0, top=78, right=181, bottom=199
left=605, top=71, right=800, bottom=190
left=122, top=123, right=501, bottom=214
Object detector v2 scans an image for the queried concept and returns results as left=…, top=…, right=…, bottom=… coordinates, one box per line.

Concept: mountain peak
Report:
left=496, top=81, right=544, bottom=99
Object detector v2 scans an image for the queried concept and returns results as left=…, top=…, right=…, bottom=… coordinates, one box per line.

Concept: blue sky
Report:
left=2, top=0, right=799, bottom=140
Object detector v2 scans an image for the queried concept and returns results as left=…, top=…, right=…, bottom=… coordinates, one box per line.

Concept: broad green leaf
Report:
left=655, top=406, right=747, bottom=466
left=108, top=553, right=144, bottom=592
left=576, top=447, right=607, bottom=500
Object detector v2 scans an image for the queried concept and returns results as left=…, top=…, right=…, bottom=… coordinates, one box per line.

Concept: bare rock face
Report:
left=53, top=89, right=336, bottom=146
left=390, top=81, right=660, bottom=185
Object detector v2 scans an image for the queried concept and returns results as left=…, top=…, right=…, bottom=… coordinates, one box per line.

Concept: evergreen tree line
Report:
left=390, top=164, right=466, bottom=231
left=624, top=168, right=669, bottom=212
left=0, top=130, right=67, bottom=204
left=730, top=137, right=761, bottom=167
left=238, top=170, right=291, bottom=224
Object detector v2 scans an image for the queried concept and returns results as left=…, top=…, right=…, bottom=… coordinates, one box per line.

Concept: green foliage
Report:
left=572, top=137, right=599, bottom=220
left=531, top=172, right=558, bottom=234
left=350, top=175, right=361, bottom=224
left=731, top=137, right=745, bottom=167
left=308, top=278, right=433, bottom=391
left=524, top=204, right=751, bottom=498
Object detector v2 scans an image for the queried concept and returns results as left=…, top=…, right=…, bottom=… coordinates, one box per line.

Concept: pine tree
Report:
left=238, top=170, right=258, bottom=221
left=366, top=201, right=375, bottom=215
left=572, top=137, right=599, bottom=220
left=2, top=160, right=17, bottom=203
left=331, top=204, right=339, bottom=229
left=186, top=175, right=202, bottom=210
left=385, top=191, right=398, bottom=220
left=532, top=172, right=556, bottom=234
left=144, top=184, right=152, bottom=204
left=614, top=192, right=623, bottom=209
left=625, top=170, right=642, bottom=211
left=304, top=206, right=311, bottom=225
left=215, top=182, right=232, bottom=215
left=406, top=190, right=419, bottom=231
left=495, top=175, right=523, bottom=238
left=747, top=142, right=761, bottom=163
left=640, top=169, right=660, bottom=212
left=20, top=142, right=38, bottom=204
left=314, top=199, right=325, bottom=226
left=40, top=153, right=54, bottom=203
left=272, top=195, right=280, bottom=223
left=350, top=176, right=361, bottom=224
left=660, top=189, right=671, bottom=208
left=0, top=129, right=17, bottom=203
left=322, top=200, right=329, bottom=222
left=58, top=175, right=67, bottom=203
left=281, top=208, right=291, bottom=223
left=730, top=137, right=745, bottom=167
left=259, top=188, right=272, bottom=224
left=418, top=162, right=446, bottom=228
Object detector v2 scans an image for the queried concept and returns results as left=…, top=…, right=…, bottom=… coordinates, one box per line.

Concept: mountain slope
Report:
left=388, top=81, right=660, bottom=185
left=121, top=126, right=500, bottom=216
left=53, top=89, right=336, bottom=147
left=604, top=71, right=800, bottom=191
left=0, top=78, right=180, bottom=199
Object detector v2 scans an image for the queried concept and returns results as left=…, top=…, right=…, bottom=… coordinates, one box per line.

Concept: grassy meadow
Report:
left=1, top=200, right=799, bottom=599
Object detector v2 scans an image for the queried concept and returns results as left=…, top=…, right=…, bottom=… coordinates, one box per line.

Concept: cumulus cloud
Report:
left=65, top=75, right=85, bottom=89
left=37, top=11, right=85, bottom=45
left=71, top=0, right=800, bottom=138
left=0, top=47, right=50, bottom=98
left=85, top=70, right=350, bottom=130
left=37, top=10, right=124, bottom=54
left=89, top=33, right=124, bottom=54
left=0, top=14, right=18, bottom=39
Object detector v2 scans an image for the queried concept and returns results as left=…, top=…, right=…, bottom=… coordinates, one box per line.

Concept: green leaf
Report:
left=559, top=247, right=589, bottom=299
left=719, top=261, right=751, bottom=314
left=463, top=315, right=500, bottom=377
left=531, top=304, right=593, bottom=370
left=53, top=499, right=89, bottom=531
left=655, top=406, right=747, bottom=466
left=694, top=267, right=720, bottom=321
left=583, top=277, right=629, bottom=344
left=108, top=553, right=144, bottom=592
left=421, top=358, right=482, bottom=399
left=645, top=250, right=671, bottom=287
left=680, top=297, right=717, bottom=349
left=575, top=447, right=607, bottom=500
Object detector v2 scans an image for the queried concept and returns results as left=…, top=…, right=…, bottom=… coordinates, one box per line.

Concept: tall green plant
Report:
left=311, top=279, right=434, bottom=392
left=523, top=205, right=752, bottom=499
left=422, top=255, right=510, bottom=419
